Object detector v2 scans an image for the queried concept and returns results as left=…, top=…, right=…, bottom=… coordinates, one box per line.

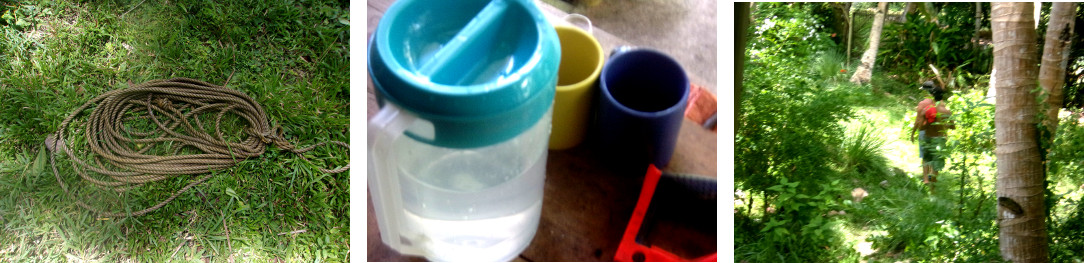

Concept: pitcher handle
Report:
left=367, top=103, right=422, bottom=255
left=563, top=13, right=593, bottom=34
left=610, top=45, right=636, bottom=59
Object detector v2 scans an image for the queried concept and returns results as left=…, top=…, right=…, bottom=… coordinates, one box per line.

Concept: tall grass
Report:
left=815, top=50, right=847, bottom=81
left=839, top=123, right=888, bottom=177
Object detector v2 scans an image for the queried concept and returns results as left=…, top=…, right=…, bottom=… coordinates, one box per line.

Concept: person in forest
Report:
left=909, top=81, right=954, bottom=194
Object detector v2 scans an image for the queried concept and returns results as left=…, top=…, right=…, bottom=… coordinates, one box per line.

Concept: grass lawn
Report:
left=0, top=0, right=350, bottom=261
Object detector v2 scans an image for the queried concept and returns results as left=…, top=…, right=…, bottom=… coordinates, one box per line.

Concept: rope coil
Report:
left=48, top=78, right=349, bottom=217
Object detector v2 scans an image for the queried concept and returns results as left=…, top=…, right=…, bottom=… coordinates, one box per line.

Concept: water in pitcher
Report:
left=402, top=201, right=542, bottom=262
left=394, top=112, right=550, bottom=262
left=400, top=152, right=545, bottom=261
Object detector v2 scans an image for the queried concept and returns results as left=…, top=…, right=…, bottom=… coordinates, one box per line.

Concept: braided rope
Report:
left=48, top=78, right=349, bottom=217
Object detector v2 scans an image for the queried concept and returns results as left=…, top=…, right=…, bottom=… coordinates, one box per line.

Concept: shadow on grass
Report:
left=1, top=0, right=349, bottom=261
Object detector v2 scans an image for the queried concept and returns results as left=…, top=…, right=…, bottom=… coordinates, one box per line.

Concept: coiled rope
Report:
left=47, top=78, right=349, bottom=217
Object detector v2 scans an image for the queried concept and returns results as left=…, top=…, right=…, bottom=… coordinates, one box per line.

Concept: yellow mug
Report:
left=550, top=20, right=603, bottom=150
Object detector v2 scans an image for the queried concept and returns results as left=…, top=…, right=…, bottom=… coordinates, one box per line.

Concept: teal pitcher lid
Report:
left=369, top=0, right=559, bottom=148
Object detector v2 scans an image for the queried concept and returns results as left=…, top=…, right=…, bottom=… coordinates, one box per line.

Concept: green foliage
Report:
left=736, top=178, right=856, bottom=262
left=878, top=5, right=992, bottom=86
left=937, top=3, right=985, bottom=35
left=742, top=9, right=854, bottom=191
left=947, top=89, right=996, bottom=158
left=880, top=13, right=935, bottom=73
left=748, top=2, right=838, bottom=63
left=739, top=6, right=861, bottom=261
left=1048, top=116, right=1084, bottom=262
left=1051, top=198, right=1084, bottom=262
left=1049, top=116, right=1084, bottom=186
left=738, top=59, right=852, bottom=195
left=0, top=0, right=48, bottom=30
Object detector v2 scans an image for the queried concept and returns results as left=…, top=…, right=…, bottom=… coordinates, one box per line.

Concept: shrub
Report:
left=878, top=4, right=993, bottom=87
left=839, top=124, right=888, bottom=177
left=738, top=6, right=858, bottom=261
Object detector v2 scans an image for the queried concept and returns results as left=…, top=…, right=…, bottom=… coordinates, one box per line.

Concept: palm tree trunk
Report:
left=850, top=2, right=887, bottom=85
left=992, top=3, right=1049, bottom=262
left=1039, top=2, right=1077, bottom=137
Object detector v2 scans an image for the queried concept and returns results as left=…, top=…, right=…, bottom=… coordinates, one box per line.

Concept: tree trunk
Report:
left=826, top=3, right=851, bottom=46
left=846, top=4, right=853, bottom=65
left=992, top=3, right=1049, bottom=262
left=850, top=2, right=888, bottom=85
left=737, top=2, right=750, bottom=125
left=1039, top=2, right=1076, bottom=137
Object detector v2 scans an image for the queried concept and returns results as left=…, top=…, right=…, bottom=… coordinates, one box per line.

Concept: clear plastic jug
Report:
left=367, top=0, right=560, bottom=261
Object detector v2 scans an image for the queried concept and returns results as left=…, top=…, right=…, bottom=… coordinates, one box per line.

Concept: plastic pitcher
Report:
left=367, top=0, right=560, bottom=261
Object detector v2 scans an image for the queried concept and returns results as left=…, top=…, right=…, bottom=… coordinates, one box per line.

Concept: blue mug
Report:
left=595, top=48, right=688, bottom=173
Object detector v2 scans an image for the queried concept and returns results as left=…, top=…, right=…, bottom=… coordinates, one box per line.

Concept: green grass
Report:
left=782, top=78, right=1003, bottom=260
left=0, top=0, right=349, bottom=261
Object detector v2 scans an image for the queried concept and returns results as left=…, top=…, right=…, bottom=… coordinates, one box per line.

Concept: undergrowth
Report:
left=740, top=3, right=1084, bottom=262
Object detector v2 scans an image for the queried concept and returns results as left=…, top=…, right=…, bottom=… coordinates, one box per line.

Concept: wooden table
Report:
left=366, top=1, right=717, bottom=261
